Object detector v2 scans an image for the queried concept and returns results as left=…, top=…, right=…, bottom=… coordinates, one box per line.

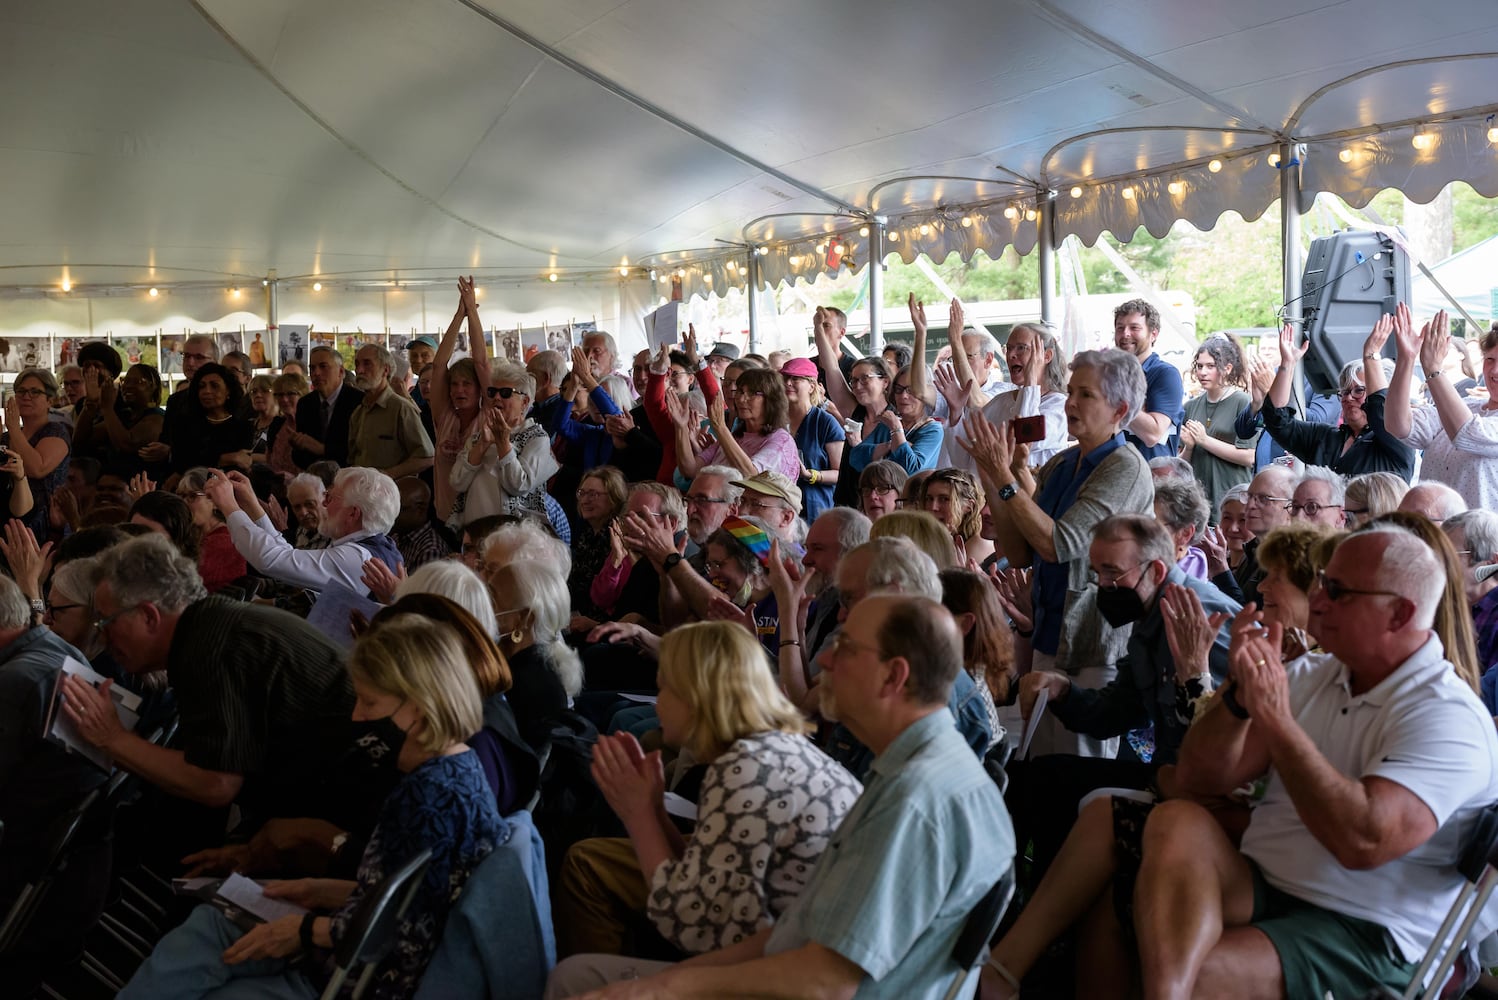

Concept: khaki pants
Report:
left=554, top=837, right=651, bottom=959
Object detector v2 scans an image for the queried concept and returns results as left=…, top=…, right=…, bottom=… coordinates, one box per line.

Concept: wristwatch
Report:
left=28, top=598, right=44, bottom=616
left=662, top=552, right=683, bottom=573
left=997, top=482, right=1019, bottom=502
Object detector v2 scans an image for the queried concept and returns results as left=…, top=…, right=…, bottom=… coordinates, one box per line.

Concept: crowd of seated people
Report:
left=4, top=286, right=1498, bottom=1000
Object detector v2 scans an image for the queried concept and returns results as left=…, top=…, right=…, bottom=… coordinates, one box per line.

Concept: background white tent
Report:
left=4, top=0, right=1498, bottom=350
left=1412, top=235, right=1498, bottom=327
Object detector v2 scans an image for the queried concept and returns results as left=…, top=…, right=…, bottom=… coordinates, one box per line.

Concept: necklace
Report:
left=1202, top=392, right=1226, bottom=430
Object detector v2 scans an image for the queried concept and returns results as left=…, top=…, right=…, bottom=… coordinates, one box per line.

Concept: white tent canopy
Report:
left=5, top=0, right=1498, bottom=309
left=1413, top=235, right=1498, bottom=326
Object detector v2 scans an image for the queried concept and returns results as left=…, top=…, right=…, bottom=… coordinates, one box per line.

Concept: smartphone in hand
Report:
left=1011, top=415, right=1045, bottom=444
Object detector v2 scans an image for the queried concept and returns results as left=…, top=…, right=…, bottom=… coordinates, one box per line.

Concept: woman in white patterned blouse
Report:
left=590, top=621, right=861, bottom=956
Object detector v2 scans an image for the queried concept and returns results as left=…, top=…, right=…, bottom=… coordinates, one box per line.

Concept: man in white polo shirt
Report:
left=1132, top=525, right=1498, bottom=1000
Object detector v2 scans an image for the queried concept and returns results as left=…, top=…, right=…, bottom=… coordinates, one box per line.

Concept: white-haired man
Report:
left=1289, top=464, right=1347, bottom=528
left=348, top=342, right=434, bottom=478
left=207, top=466, right=403, bottom=596
left=1135, top=527, right=1498, bottom=999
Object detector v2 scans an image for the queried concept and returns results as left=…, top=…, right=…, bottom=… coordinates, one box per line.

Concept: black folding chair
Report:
left=319, top=849, right=433, bottom=1000
left=0, top=787, right=102, bottom=954
left=942, top=866, right=1017, bottom=1000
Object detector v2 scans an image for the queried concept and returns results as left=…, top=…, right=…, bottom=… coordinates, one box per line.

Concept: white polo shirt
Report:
left=1240, top=637, right=1498, bottom=962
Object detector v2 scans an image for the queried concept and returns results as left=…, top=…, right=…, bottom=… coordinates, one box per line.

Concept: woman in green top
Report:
left=1179, top=334, right=1257, bottom=519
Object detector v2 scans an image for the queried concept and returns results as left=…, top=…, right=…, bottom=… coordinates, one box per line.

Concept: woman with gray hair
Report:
left=1153, top=478, right=1211, bottom=579
left=451, top=360, right=559, bottom=528
left=1260, top=318, right=1415, bottom=480
left=961, top=348, right=1153, bottom=748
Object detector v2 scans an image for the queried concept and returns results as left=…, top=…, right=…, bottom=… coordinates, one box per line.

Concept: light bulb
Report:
left=231, top=287, right=241, bottom=298
left=1121, top=187, right=1135, bottom=200
left=703, top=274, right=712, bottom=285
left=726, top=260, right=736, bottom=272
left=261, top=279, right=269, bottom=287
left=1338, top=148, right=1353, bottom=163
left=888, top=231, right=899, bottom=242
left=815, top=243, right=826, bottom=253
left=1003, top=206, right=1018, bottom=219
left=859, top=225, right=870, bottom=237
left=1208, top=159, right=1223, bottom=173
left=619, top=266, right=629, bottom=276
left=1488, top=126, right=1498, bottom=143
left=789, top=256, right=802, bottom=266
left=677, top=268, right=686, bottom=277
left=60, top=279, right=72, bottom=292
left=313, top=282, right=323, bottom=291
left=830, top=242, right=843, bottom=257
left=1025, top=209, right=1037, bottom=221
left=962, top=216, right=974, bottom=227
left=757, top=246, right=769, bottom=256
left=473, top=287, right=481, bottom=297
left=1267, top=152, right=1281, bottom=167
left=918, top=223, right=931, bottom=236
left=1167, top=180, right=1184, bottom=195
left=148, top=287, right=159, bottom=297
left=1070, top=186, right=1083, bottom=199
left=548, top=273, right=558, bottom=282
left=1411, top=129, right=1433, bottom=150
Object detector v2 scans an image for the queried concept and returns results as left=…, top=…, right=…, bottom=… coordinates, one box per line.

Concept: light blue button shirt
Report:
left=766, top=708, right=1015, bottom=998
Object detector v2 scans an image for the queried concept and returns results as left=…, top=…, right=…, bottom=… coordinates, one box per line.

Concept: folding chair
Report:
left=0, top=788, right=102, bottom=954
left=942, top=866, right=1017, bottom=1000
left=319, top=849, right=433, bottom=1000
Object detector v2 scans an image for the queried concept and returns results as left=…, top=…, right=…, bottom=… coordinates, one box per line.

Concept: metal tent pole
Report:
left=867, top=220, right=886, bottom=353
left=746, top=254, right=761, bottom=354
left=1281, top=143, right=1306, bottom=413
left=1038, top=193, right=1057, bottom=328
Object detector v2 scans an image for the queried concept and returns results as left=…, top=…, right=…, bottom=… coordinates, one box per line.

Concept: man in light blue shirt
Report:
left=549, top=594, right=1014, bottom=999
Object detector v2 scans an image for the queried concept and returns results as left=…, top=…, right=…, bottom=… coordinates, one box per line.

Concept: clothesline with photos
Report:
left=0, top=318, right=607, bottom=383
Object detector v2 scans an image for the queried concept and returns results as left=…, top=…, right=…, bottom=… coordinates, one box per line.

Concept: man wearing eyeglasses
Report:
left=347, top=343, right=434, bottom=479
left=1137, top=527, right=1498, bottom=1000
left=1228, top=465, right=1298, bottom=607
left=1259, top=317, right=1416, bottom=481
left=1288, top=465, right=1347, bottom=528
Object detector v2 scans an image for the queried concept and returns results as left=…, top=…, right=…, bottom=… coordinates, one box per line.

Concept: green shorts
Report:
left=1249, top=864, right=1419, bottom=1000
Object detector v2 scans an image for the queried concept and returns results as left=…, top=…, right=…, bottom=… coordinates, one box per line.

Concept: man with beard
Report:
left=347, top=343, right=434, bottom=478
left=1113, top=299, right=1184, bottom=461
left=210, top=466, right=403, bottom=596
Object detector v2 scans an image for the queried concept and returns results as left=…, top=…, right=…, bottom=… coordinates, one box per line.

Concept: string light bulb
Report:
left=756, top=246, right=769, bottom=256
left=1025, top=208, right=1037, bottom=221
left=1003, top=205, right=1018, bottom=219
left=1267, top=152, right=1281, bottom=168
left=703, top=274, right=712, bottom=285
left=1208, top=159, right=1223, bottom=173
left=1411, top=128, right=1433, bottom=150
left=548, top=273, right=558, bottom=282
left=60, top=279, right=72, bottom=292
left=961, top=216, right=974, bottom=227
left=230, top=287, right=241, bottom=298
left=726, top=260, right=736, bottom=272
left=1070, top=186, right=1083, bottom=199
left=148, top=287, right=159, bottom=297
left=918, top=223, right=931, bottom=236
left=677, top=268, right=686, bottom=277
left=313, top=282, right=323, bottom=291
left=830, top=241, right=844, bottom=257
left=1338, top=148, right=1353, bottom=163
left=888, top=230, right=899, bottom=242
left=1489, top=125, right=1498, bottom=143
left=789, top=255, right=801, bottom=266
left=1167, top=180, right=1184, bottom=195
left=859, top=225, right=870, bottom=237
left=1120, top=187, right=1135, bottom=200
left=619, top=266, right=630, bottom=276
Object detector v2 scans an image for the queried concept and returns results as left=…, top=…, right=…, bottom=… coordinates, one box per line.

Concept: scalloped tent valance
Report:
left=3, top=0, right=1497, bottom=307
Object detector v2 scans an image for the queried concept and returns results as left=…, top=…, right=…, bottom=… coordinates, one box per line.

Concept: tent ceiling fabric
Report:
left=4, top=0, right=1498, bottom=302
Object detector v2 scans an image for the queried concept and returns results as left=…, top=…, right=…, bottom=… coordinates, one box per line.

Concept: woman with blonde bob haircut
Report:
left=867, top=508, right=959, bottom=569
left=120, top=618, right=503, bottom=1000
left=553, top=622, right=861, bottom=984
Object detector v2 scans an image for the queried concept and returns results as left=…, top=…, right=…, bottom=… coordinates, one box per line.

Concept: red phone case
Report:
left=1011, top=414, right=1045, bottom=444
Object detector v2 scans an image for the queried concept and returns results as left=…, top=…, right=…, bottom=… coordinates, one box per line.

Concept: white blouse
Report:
left=1403, top=397, right=1498, bottom=509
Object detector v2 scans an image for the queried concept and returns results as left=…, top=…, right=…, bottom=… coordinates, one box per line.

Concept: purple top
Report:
left=699, top=427, right=800, bottom=480
left=1178, top=547, right=1210, bottom=580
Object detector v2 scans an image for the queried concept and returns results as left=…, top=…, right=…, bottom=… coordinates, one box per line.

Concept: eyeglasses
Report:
left=1338, top=385, right=1368, bottom=399
left=859, top=486, right=897, bottom=498
left=890, top=383, right=914, bottom=398
left=1289, top=501, right=1342, bottom=518
left=486, top=386, right=529, bottom=400
left=723, top=381, right=740, bottom=395
left=740, top=390, right=766, bottom=399
left=178, top=490, right=207, bottom=500
left=1343, top=506, right=1368, bottom=517
left=704, top=558, right=728, bottom=574
left=575, top=489, right=609, bottom=501
left=1314, top=571, right=1402, bottom=603
left=183, top=352, right=212, bottom=363
left=848, top=375, right=886, bottom=387
left=11, top=388, right=48, bottom=398
left=668, top=369, right=692, bottom=380
left=1086, top=562, right=1145, bottom=591
left=685, top=494, right=729, bottom=508
left=828, top=630, right=882, bottom=658
left=46, top=602, right=84, bottom=615
left=93, top=603, right=144, bottom=632
left=741, top=499, right=786, bottom=515
left=1245, top=492, right=1292, bottom=509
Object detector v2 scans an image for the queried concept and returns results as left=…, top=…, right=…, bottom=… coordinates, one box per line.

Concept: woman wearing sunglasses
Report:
left=450, top=361, right=558, bottom=528
left=1259, top=317, right=1415, bottom=480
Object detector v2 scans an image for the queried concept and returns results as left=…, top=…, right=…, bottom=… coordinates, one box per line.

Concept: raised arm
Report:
left=906, top=296, right=935, bottom=408
left=813, top=307, right=856, bottom=415
left=460, top=275, right=491, bottom=389
left=1417, top=309, right=1474, bottom=442
left=428, top=281, right=467, bottom=418
left=1384, top=301, right=1419, bottom=440
left=1361, top=313, right=1392, bottom=396
left=703, top=393, right=758, bottom=478
left=1266, top=323, right=1306, bottom=411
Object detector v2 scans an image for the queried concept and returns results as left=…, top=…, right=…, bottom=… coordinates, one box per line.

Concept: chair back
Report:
left=0, top=787, right=103, bottom=953
left=318, top=848, right=432, bottom=1000
left=941, top=866, right=1016, bottom=1000
left=1399, top=802, right=1498, bottom=1000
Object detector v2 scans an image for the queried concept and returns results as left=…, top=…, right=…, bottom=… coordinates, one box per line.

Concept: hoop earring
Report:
left=510, top=627, right=524, bottom=644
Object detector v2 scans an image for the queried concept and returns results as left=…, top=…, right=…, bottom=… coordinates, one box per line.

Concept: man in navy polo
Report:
left=1113, top=298, right=1183, bottom=461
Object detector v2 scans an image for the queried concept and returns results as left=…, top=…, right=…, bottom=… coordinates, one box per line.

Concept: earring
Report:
left=510, top=626, right=524, bottom=644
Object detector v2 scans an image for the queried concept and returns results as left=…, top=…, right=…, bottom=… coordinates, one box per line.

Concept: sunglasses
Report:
left=1314, top=570, right=1402, bottom=603
left=485, top=386, right=528, bottom=400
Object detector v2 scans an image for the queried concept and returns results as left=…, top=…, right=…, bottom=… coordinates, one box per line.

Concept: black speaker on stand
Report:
left=1299, top=229, right=1411, bottom=395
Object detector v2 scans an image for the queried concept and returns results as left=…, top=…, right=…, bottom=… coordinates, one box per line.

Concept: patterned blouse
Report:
left=647, top=730, right=861, bottom=954
left=328, top=751, right=503, bottom=1000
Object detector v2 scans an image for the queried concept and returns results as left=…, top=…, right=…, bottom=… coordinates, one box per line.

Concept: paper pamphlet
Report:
left=644, top=301, right=680, bottom=349
left=663, top=792, right=698, bottom=822
left=615, top=692, right=658, bottom=705
left=306, top=582, right=384, bottom=648
left=1018, top=687, right=1048, bottom=760
left=47, top=656, right=141, bottom=771
left=217, top=873, right=311, bottom=924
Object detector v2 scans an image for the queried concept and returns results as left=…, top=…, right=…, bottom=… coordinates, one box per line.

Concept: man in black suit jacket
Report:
left=291, top=346, right=364, bottom=469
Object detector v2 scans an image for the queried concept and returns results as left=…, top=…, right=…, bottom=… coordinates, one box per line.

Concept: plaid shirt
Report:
left=395, top=521, right=453, bottom=573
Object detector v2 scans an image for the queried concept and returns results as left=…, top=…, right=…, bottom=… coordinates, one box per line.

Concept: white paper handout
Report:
left=663, top=792, right=698, bottom=822
left=644, top=301, right=680, bottom=349
left=48, top=656, right=142, bottom=771
left=217, top=873, right=310, bottom=923
left=1019, top=687, right=1049, bottom=761
left=306, top=582, right=384, bottom=648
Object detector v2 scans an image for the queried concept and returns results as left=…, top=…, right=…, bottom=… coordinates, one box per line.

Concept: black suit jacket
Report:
left=293, top=381, right=365, bottom=469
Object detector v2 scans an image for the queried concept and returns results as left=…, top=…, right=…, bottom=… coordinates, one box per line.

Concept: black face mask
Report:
left=349, top=713, right=408, bottom=772
left=1096, top=582, right=1148, bottom=628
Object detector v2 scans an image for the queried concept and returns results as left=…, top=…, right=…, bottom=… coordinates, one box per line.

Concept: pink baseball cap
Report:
left=780, top=357, right=819, bottom=379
